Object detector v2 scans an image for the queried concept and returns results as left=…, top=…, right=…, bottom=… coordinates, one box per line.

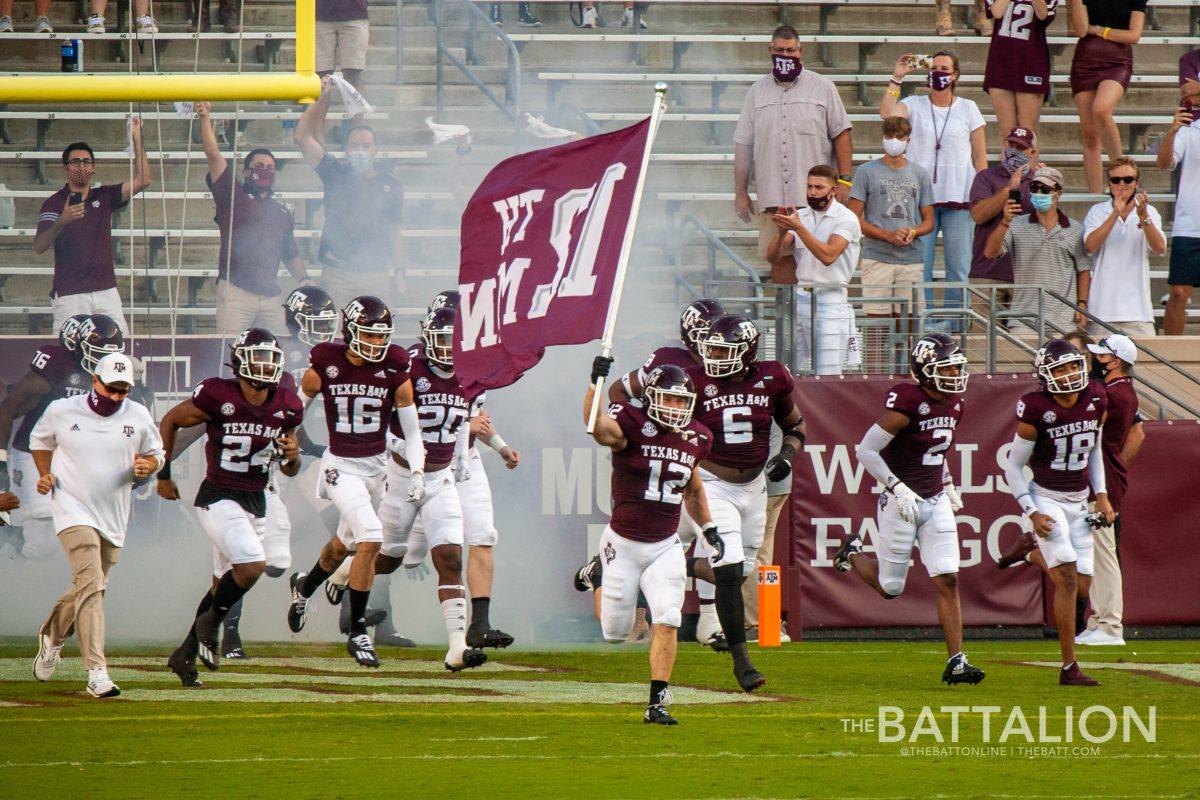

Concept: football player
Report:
left=286, top=296, right=424, bottom=668
left=0, top=314, right=122, bottom=561
left=682, top=314, right=805, bottom=691
left=1004, top=339, right=1112, bottom=686
left=587, top=357, right=717, bottom=724
left=836, top=333, right=985, bottom=685
left=157, top=329, right=305, bottom=685
left=608, top=298, right=725, bottom=404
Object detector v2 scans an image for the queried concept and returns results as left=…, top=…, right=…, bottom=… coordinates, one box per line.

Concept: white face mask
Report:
left=882, top=138, right=908, bottom=157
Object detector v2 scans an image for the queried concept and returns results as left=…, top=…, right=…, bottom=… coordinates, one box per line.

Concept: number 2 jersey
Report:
left=12, top=344, right=90, bottom=454
left=309, top=341, right=411, bottom=459
left=387, top=351, right=479, bottom=465
left=607, top=402, right=712, bottom=542
left=880, top=382, right=964, bottom=500
left=1017, top=379, right=1107, bottom=496
left=684, top=360, right=796, bottom=473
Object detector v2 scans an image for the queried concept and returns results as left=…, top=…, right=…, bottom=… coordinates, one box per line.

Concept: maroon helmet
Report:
left=231, top=327, right=285, bottom=390
left=700, top=314, right=759, bottom=378
left=1035, top=338, right=1087, bottom=394
left=421, top=306, right=456, bottom=369
left=76, top=314, right=124, bottom=375
left=909, top=332, right=969, bottom=394
left=341, top=295, right=394, bottom=362
left=642, top=363, right=696, bottom=430
left=283, top=285, right=338, bottom=346
left=58, top=314, right=92, bottom=355
left=679, top=298, right=725, bottom=354
left=427, top=290, right=460, bottom=313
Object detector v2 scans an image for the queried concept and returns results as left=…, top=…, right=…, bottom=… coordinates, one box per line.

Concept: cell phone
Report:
left=68, top=191, right=83, bottom=205
left=906, top=54, right=932, bottom=69
left=1183, top=98, right=1195, bottom=114
left=1008, top=189, right=1021, bottom=204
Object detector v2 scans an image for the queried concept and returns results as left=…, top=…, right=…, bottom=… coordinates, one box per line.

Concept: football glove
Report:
left=406, top=469, right=426, bottom=503
left=887, top=479, right=919, bottom=524
left=590, top=355, right=614, bottom=383
left=453, top=455, right=471, bottom=483
left=765, top=453, right=793, bottom=483
left=701, top=524, right=725, bottom=563
left=943, top=481, right=963, bottom=513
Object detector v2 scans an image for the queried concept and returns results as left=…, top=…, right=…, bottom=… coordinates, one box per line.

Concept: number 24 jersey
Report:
left=192, top=377, right=304, bottom=493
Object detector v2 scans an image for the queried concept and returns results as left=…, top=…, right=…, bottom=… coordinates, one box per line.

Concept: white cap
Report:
left=1087, top=334, right=1137, bottom=365
left=95, top=352, right=135, bottom=386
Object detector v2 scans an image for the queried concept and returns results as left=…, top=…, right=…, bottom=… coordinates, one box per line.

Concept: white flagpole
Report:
left=587, top=82, right=669, bottom=434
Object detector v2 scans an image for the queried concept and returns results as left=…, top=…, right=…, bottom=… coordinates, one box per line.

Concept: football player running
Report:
left=158, top=329, right=305, bottom=685
left=1004, top=339, right=1112, bottom=687
left=587, top=357, right=716, bottom=724
left=286, top=296, right=424, bottom=668
left=682, top=314, right=805, bottom=692
left=837, top=333, right=985, bottom=685
left=0, top=314, right=122, bottom=561
left=608, top=298, right=725, bottom=404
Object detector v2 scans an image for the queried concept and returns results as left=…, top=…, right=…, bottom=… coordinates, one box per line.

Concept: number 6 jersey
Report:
left=1016, top=379, right=1107, bottom=496
left=309, top=341, right=411, bottom=459
left=685, top=360, right=795, bottom=473
left=880, top=382, right=964, bottom=500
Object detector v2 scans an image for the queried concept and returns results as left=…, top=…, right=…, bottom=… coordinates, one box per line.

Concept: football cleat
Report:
left=445, top=648, right=487, bottom=672
left=833, top=535, right=862, bottom=573
left=347, top=633, right=382, bottom=668
left=168, top=645, right=203, bottom=687
left=466, top=627, right=515, bottom=649
left=734, top=660, right=766, bottom=692
left=337, top=596, right=388, bottom=636
left=942, top=653, right=985, bottom=685
left=287, top=572, right=311, bottom=633
left=33, top=633, right=63, bottom=681
left=193, top=611, right=220, bottom=672
left=699, top=630, right=730, bottom=653
left=573, top=555, right=601, bottom=592
left=221, top=626, right=248, bottom=660
left=86, top=667, right=120, bottom=698
left=374, top=628, right=417, bottom=648
left=325, top=580, right=347, bottom=606
left=997, top=532, right=1037, bottom=569
left=1059, top=662, right=1101, bottom=686
left=644, top=704, right=679, bottom=725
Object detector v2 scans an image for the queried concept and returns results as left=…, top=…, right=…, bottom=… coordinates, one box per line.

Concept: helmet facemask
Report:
left=700, top=337, right=747, bottom=378
left=923, top=352, right=969, bottom=393
left=235, top=342, right=285, bottom=389
left=422, top=325, right=454, bottom=369
left=645, top=383, right=696, bottom=430
left=296, top=309, right=339, bottom=347
left=348, top=321, right=393, bottom=362
left=80, top=338, right=122, bottom=375
left=1041, top=355, right=1088, bottom=394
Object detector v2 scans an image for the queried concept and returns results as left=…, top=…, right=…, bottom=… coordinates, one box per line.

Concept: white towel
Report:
left=330, top=73, right=375, bottom=116
left=523, top=113, right=580, bottom=140
left=425, top=116, right=472, bottom=146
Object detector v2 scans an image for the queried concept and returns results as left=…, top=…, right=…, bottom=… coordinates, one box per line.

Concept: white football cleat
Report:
left=86, top=667, right=120, bottom=698
left=33, top=633, right=64, bottom=681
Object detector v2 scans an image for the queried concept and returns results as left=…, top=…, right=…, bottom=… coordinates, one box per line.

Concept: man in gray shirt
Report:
left=846, top=116, right=934, bottom=366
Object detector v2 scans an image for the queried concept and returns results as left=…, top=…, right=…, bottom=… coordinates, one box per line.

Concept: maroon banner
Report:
left=452, top=119, right=652, bottom=395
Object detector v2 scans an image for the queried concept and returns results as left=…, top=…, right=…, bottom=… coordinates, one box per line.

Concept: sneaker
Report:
left=1079, top=630, right=1126, bottom=646
left=620, top=7, right=647, bottom=29
left=489, top=2, right=502, bottom=26
left=997, top=531, right=1037, bottom=569
left=745, top=626, right=759, bottom=643
left=942, top=652, right=985, bottom=685
left=517, top=7, right=542, bottom=27
left=193, top=610, right=220, bottom=671
left=445, top=647, right=487, bottom=672
left=167, top=645, right=203, bottom=687
left=33, top=16, right=54, bottom=33
left=734, top=659, right=766, bottom=692
left=833, top=534, right=861, bottom=573
left=86, top=14, right=105, bottom=33
left=136, top=15, right=158, bottom=33
left=1059, top=661, right=1100, bottom=686
left=0, top=15, right=13, bottom=32
left=86, top=667, right=120, bottom=698
left=324, top=579, right=346, bottom=606
left=573, top=555, right=601, bottom=592
left=286, top=571, right=311, bottom=633
left=33, top=633, right=63, bottom=681
left=779, top=621, right=791, bottom=644
left=1074, top=628, right=1096, bottom=645
left=347, top=633, right=381, bottom=668
left=644, top=704, right=678, bottom=725
left=581, top=6, right=598, bottom=28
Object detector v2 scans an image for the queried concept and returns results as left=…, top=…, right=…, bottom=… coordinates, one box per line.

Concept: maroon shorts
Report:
left=1070, top=35, right=1134, bottom=95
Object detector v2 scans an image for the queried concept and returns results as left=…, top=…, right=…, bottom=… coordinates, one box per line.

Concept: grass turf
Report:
left=0, top=638, right=1196, bottom=798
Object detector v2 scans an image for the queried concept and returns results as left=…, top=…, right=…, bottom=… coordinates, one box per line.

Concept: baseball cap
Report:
left=1005, top=127, right=1037, bottom=149
left=1030, top=166, right=1064, bottom=190
left=96, top=352, right=134, bottom=387
left=1087, top=334, right=1137, bottom=365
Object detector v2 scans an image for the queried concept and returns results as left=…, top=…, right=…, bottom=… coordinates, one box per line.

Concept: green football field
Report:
left=0, top=637, right=1196, bottom=798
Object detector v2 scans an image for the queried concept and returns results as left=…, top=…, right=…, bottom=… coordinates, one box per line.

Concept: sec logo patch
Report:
left=918, top=402, right=930, bottom=415
left=1043, top=410, right=1057, bottom=424
left=641, top=421, right=657, bottom=437
left=325, top=365, right=339, bottom=379
left=704, top=384, right=718, bottom=397
left=415, top=377, right=431, bottom=393
left=220, top=402, right=235, bottom=416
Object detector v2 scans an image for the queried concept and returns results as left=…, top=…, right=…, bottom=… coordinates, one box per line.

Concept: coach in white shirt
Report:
left=1082, top=157, right=1166, bottom=338
left=28, top=353, right=164, bottom=699
left=767, top=165, right=863, bottom=375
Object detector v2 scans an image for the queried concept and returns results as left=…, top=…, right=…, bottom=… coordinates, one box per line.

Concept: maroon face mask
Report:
left=772, top=54, right=801, bottom=82
left=87, top=389, right=123, bottom=417
left=247, top=167, right=275, bottom=191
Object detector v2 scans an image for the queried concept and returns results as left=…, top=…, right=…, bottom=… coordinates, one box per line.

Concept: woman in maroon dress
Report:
left=984, top=1, right=1058, bottom=141
left=1069, top=0, right=1148, bottom=191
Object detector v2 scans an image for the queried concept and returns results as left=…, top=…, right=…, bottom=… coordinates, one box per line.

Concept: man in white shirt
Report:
left=767, top=165, right=863, bottom=375
left=28, top=353, right=164, bottom=698
left=1082, top=157, right=1167, bottom=338
left=1156, top=94, right=1200, bottom=335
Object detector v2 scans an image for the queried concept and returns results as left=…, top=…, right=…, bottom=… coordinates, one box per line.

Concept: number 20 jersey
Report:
left=192, top=377, right=304, bottom=492
left=387, top=353, right=479, bottom=464
left=308, top=341, right=411, bottom=459
left=1017, top=379, right=1107, bottom=495
left=880, top=382, right=964, bottom=500
left=684, top=361, right=796, bottom=472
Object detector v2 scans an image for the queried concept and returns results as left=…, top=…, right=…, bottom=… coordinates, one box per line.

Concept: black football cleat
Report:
left=997, top=531, right=1037, bottom=569
left=325, top=580, right=346, bottom=606
left=942, top=653, right=985, bottom=685
left=286, top=572, right=310, bottom=633
left=573, top=555, right=602, bottom=592
left=193, top=611, right=220, bottom=672
left=734, top=660, right=766, bottom=692
left=347, top=633, right=382, bottom=668
left=168, top=645, right=203, bottom=687
left=466, top=626, right=514, bottom=649
left=833, top=534, right=862, bottom=573
left=337, top=596, right=388, bottom=635
left=445, top=648, right=488, bottom=672
left=221, top=626, right=248, bottom=660
left=701, top=631, right=731, bottom=653
left=644, top=704, right=679, bottom=725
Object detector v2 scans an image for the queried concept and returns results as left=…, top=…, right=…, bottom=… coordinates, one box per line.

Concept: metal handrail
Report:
left=557, top=101, right=603, bottom=136
left=433, top=0, right=522, bottom=149
left=674, top=212, right=762, bottom=291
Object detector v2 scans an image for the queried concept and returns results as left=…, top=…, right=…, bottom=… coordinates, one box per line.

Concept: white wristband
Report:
left=0, top=448, right=8, bottom=462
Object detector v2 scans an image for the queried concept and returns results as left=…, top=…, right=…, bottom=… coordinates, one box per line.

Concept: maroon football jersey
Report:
left=1098, top=376, right=1138, bottom=512
left=879, top=382, right=964, bottom=500
left=13, top=344, right=91, bottom=453
left=309, top=341, right=410, bottom=459
left=607, top=402, right=712, bottom=542
left=636, top=345, right=697, bottom=385
left=685, top=361, right=796, bottom=472
left=387, top=354, right=478, bottom=465
left=984, top=0, right=1057, bottom=96
left=1017, top=379, right=1108, bottom=495
left=192, top=377, right=304, bottom=492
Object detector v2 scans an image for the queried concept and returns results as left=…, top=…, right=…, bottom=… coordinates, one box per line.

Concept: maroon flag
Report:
left=453, top=118, right=654, bottom=396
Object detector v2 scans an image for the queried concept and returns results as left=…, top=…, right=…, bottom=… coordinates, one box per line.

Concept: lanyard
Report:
left=927, top=98, right=955, bottom=184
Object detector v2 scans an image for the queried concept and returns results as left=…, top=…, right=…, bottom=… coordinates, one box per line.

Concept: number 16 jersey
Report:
left=309, top=341, right=411, bottom=459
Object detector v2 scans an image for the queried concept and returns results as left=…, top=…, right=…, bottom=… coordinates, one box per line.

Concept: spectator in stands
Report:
left=1081, top=157, right=1165, bottom=337
left=576, top=2, right=643, bottom=29
left=983, top=166, right=1091, bottom=333
left=317, top=0, right=370, bottom=99
left=984, top=1, right=1057, bottom=138
left=935, top=0, right=992, bottom=35
left=1181, top=46, right=1200, bottom=95
left=734, top=25, right=853, bottom=283
left=0, top=0, right=51, bottom=32
left=188, top=0, right=239, bottom=33
left=1157, top=84, right=1200, bottom=334
left=488, top=2, right=542, bottom=27
left=294, top=78, right=405, bottom=311
left=82, top=0, right=158, bottom=33
left=767, top=165, right=862, bottom=375
left=881, top=51, right=987, bottom=332
left=968, top=126, right=1037, bottom=321
left=197, top=102, right=313, bottom=335
left=846, top=115, right=934, bottom=366
left=1068, top=0, right=1146, bottom=192
left=33, top=123, right=150, bottom=336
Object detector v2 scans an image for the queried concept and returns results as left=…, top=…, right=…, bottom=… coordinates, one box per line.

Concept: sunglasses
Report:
left=1029, top=184, right=1058, bottom=194
left=1108, top=175, right=1137, bottom=185
left=102, top=382, right=131, bottom=396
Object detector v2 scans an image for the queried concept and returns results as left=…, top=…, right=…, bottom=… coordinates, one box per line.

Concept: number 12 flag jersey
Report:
left=308, top=341, right=411, bottom=459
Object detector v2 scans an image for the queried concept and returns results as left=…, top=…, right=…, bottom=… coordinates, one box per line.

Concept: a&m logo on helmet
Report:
left=415, top=377, right=431, bottom=393
left=911, top=338, right=938, bottom=363
left=344, top=299, right=366, bottom=321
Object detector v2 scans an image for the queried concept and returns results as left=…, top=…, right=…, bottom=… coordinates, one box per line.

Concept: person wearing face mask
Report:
left=34, top=126, right=150, bottom=337
left=27, top=353, right=164, bottom=699
left=198, top=101, right=313, bottom=337
left=984, top=167, right=1092, bottom=334
left=295, top=78, right=406, bottom=311
left=767, top=165, right=863, bottom=375
left=881, top=51, right=988, bottom=334
left=1155, top=88, right=1200, bottom=335
left=734, top=25, right=853, bottom=283
left=1081, top=158, right=1165, bottom=338
left=847, top=116, right=935, bottom=368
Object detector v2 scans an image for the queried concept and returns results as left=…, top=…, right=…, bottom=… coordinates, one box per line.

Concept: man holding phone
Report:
left=1157, top=84, right=1200, bottom=335
left=33, top=122, right=151, bottom=336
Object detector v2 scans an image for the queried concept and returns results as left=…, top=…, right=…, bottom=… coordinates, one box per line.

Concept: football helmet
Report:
left=679, top=298, right=725, bottom=354
left=231, top=328, right=285, bottom=390
left=910, top=332, right=969, bottom=394
left=700, top=314, right=759, bottom=378
left=1035, top=338, right=1088, bottom=394
left=421, top=306, right=456, bottom=369
left=58, top=314, right=91, bottom=354
left=428, top=290, right=460, bottom=313
left=342, top=295, right=394, bottom=362
left=642, top=364, right=696, bottom=430
left=282, top=285, right=338, bottom=346
left=76, top=314, right=125, bottom=375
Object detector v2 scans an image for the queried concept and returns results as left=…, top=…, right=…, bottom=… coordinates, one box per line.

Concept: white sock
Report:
left=441, top=592, right=467, bottom=658
left=696, top=602, right=722, bottom=640
left=330, top=555, right=353, bottom=587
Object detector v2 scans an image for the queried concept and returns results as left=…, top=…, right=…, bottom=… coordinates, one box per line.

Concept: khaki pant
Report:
left=41, top=526, right=121, bottom=671
left=742, top=493, right=789, bottom=628
left=860, top=258, right=925, bottom=316
left=1085, top=320, right=1156, bottom=339
left=320, top=267, right=395, bottom=314
left=757, top=209, right=791, bottom=261
left=1085, top=513, right=1123, bottom=638
left=215, top=280, right=288, bottom=337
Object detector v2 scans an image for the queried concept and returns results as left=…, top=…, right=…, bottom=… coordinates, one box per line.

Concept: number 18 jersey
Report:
left=1017, top=380, right=1107, bottom=496
left=309, top=341, right=411, bottom=459
left=880, top=382, right=964, bottom=499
